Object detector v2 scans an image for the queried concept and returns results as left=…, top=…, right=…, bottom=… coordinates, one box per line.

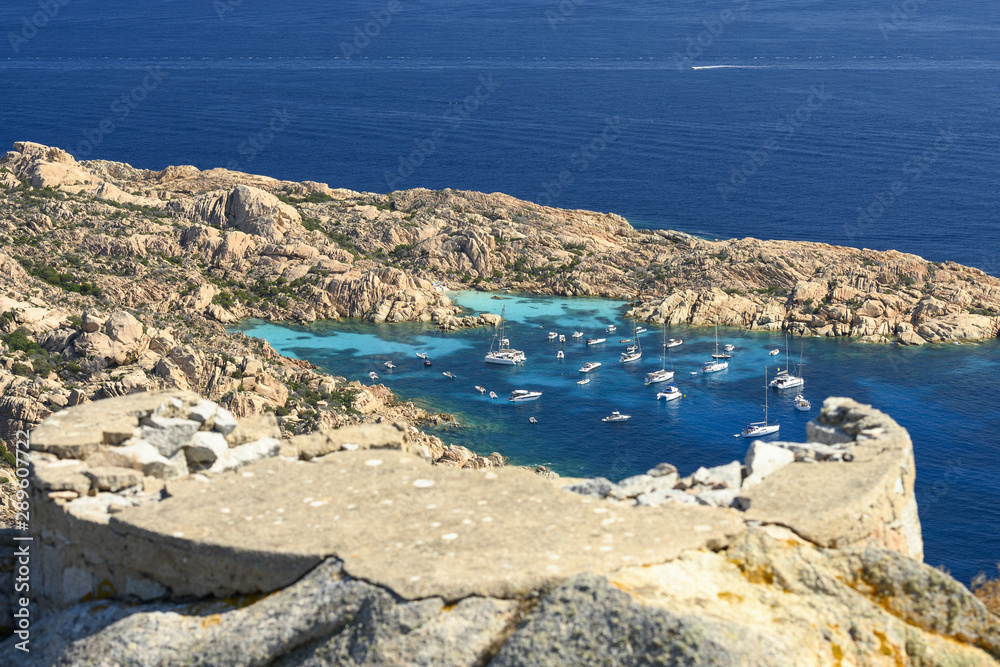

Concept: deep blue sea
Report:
left=3, top=2, right=998, bottom=581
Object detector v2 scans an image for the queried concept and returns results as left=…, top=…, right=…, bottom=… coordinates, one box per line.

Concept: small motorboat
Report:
left=586, top=337, right=606, bottom=346
left=666, top=338, right=682, bottom=348
left=384, top=361, right=396, bottom=369
left=711, top=352, right=732, bottom=360
left=572, top=331, right=584, bottom=338
left=556, top=350, right=564, bottom=359
left=368, top=371, right=379, bottom=380
left=528, top=417, right=538, bottom=424
left=501, top=338, right=510, bottom=346
left=424, top=360, right=432, bottom=367
left=489, top=391, right=498, bottom=399
left=605, top=325, right=617, bottom=333
left=723, top=344, right=735, bottom=352
left=769, top=349, right=780, bottom=356
left=577, top=378, right=590, bottom=385
left=657, top=384, right=682, bottom=401
left=548, top=332, right=558, bottom=340
left=443, top=371, right=456, bottom=379
left=619, top=338, right=632, bottom=344
left=475, top=385, right=486, bottom=394
left=794, top=393, right=811, bottom=411
left=509, top=389, right=543, bottom=402
left=415, top=352, right=428, bottom=359
left=559, top=334, right=566, bottom=343
left=635, top=327, right=647, bottom=334
left=580, top=361, right=602, bottom=373
left=602, top=411, right=631, bottom=422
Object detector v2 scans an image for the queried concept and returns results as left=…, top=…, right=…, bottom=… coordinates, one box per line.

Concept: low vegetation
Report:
left=972, top=567, right=1000, bottom=617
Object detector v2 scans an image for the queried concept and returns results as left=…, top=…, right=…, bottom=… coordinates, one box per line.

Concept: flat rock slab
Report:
left=32, top=390, right=202, bottom=458
left=112, top=450, right=745, bottom=601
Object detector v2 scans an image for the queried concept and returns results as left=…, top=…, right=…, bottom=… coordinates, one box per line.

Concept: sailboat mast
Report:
left=764, top=366, right=769, bottom=424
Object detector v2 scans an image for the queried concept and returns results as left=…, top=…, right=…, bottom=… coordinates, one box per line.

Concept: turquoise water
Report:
left=232, top=291, right=1000, bottom=584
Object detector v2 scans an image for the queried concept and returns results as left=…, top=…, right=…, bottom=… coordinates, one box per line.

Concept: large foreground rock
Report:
left=7, top=391, right=997, bottom=665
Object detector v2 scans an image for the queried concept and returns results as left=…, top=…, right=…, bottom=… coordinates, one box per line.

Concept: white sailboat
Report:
left=742, top=367, right=780, bottom=437
left=485, top=306, right=526, bottom=365
left=645, top=324, right=675, bottom=384
left=620, top=322, right=642, bottom=363
left=793, top=344, right=811, bottom=411
left=770, top=334, right=803, bottom=389
left=701, top=322, right=729, bottom=373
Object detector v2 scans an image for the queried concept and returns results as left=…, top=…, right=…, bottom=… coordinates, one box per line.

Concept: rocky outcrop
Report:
left=6, top=391, right=998, bottom=665
left=3, top=142, right=998, bottom=343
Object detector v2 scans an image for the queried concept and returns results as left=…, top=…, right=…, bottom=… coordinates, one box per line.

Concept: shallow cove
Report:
left=231, top=291, right=1000, bottom=585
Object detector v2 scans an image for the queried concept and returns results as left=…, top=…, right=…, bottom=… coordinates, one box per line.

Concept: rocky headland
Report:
left=1, top=141, right=998, bottom=346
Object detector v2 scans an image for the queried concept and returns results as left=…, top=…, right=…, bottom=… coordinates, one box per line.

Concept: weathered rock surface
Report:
left=4, top=391, right=998, bottom=664
left=3, top=141, right=998, bottom=343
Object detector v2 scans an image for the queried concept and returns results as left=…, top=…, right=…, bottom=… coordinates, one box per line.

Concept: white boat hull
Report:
left=485, top=356, right=517, bottom=365
left=743, top=423, right=780, bottom=437
left=657, top=390, right=682, bottom=401
left=702, top=361, right=728, bottom=373
left=645, top=370, right=675, bottom=384
left=620, top=352, right=641, bottom=363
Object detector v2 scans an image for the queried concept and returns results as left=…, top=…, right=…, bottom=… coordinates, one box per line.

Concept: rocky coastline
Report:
left=0, top=142, right=999, bottom=662
left=2, top=139, right=999, bottom=524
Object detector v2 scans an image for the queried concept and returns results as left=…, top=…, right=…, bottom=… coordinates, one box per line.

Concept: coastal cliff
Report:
left=3, top=391, right=998, bottom=665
